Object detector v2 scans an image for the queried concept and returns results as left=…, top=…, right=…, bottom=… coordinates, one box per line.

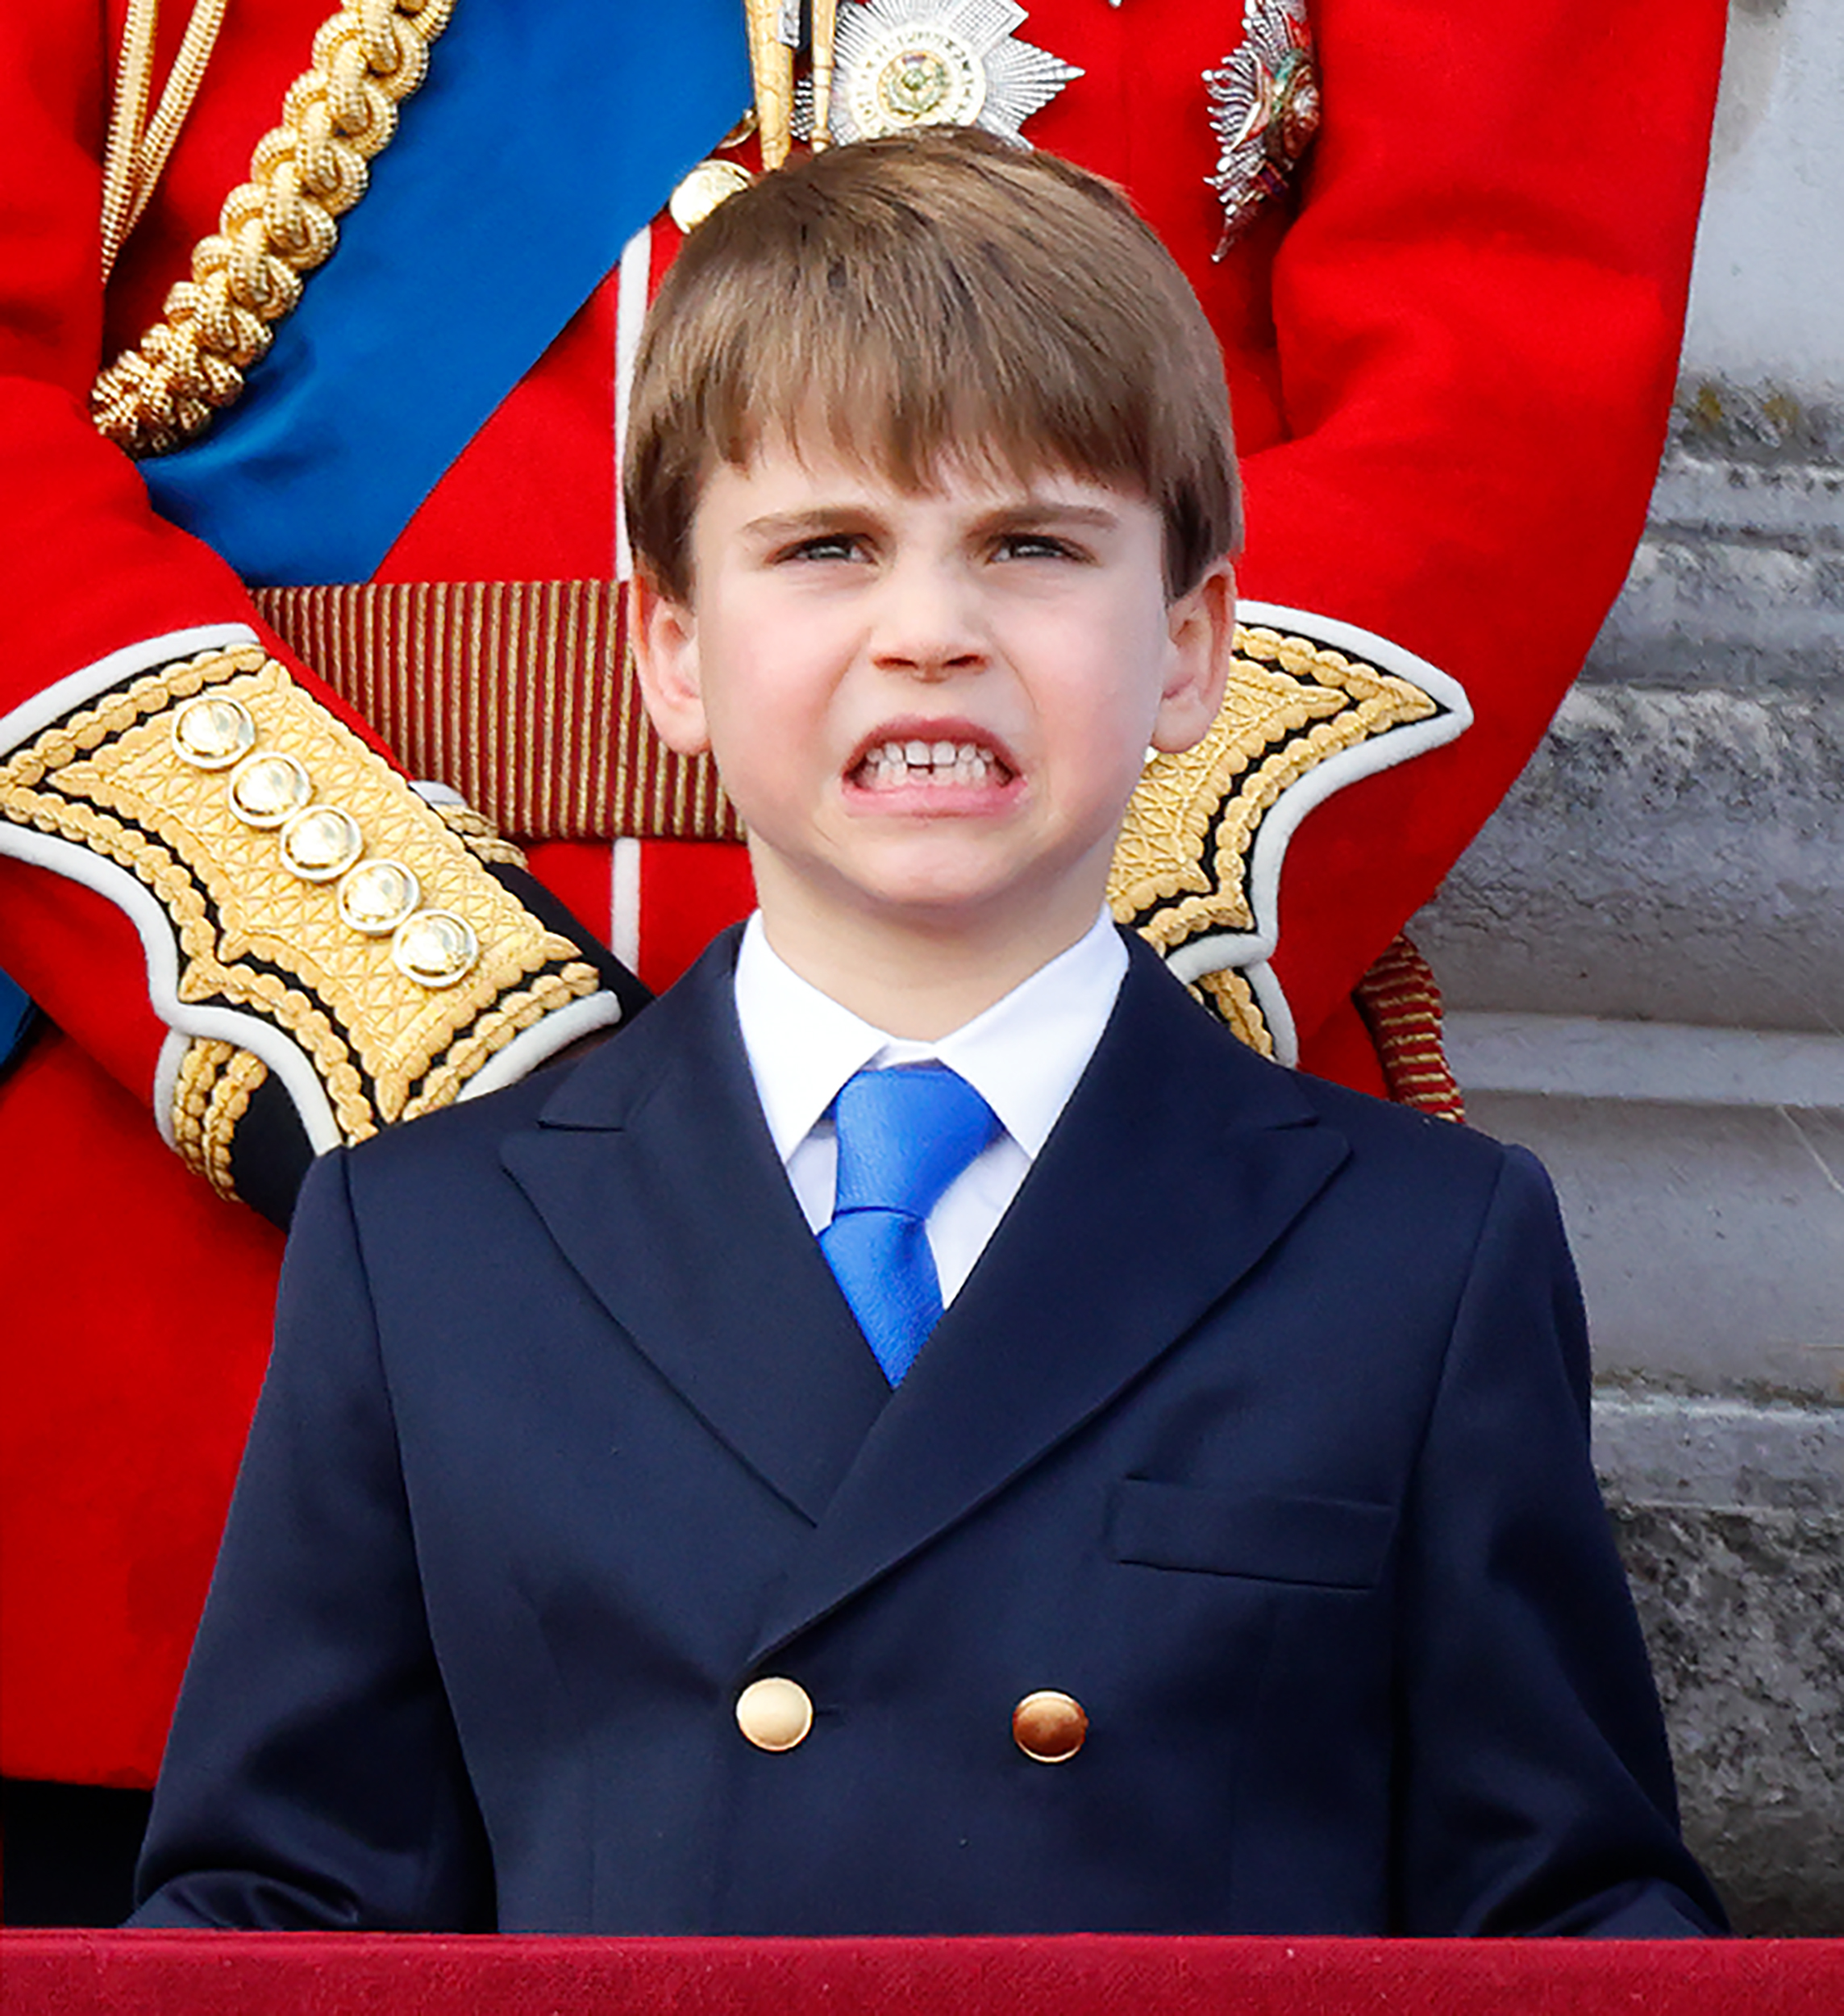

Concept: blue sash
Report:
left=0, top=968, right=32, bottom=1076
left=142, top=0, right=751, bottom=585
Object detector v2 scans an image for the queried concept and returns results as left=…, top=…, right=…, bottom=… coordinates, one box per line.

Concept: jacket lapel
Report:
left=499, top=934, right=889, bottom=1524
left=751, top=943, right=1351, bottom=1660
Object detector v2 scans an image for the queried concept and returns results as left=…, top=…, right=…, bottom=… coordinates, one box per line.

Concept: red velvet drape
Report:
left=3, top=1933, right=1841, bottom=2015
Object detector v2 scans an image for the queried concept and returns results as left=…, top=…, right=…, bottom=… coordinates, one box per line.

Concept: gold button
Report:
left=735, top=1676, right=814, bottom=1753
left=668, top=157, right=754, bottom=232
left=227, top=751, right=312, bottom=828
left=390, top=908, right=479, bottom=988
left=339, top=859, right=421, bottom=936
left=1012, top=1689, right=1088, bottom=1764
left=279, top=805, right=364, bottom=882
left=170, top=694, right=256, bottom=770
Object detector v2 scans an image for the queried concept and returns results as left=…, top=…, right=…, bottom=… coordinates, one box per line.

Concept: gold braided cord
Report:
left=92, top=0, right=455, bottom=456
left=404, top=968, right=601, bottom=1121
left=171, top=1033, right=235, bottom=1181
left=430, top=798, right=528, bottom=869
left=1188, top=968, right=1274, bottom=1059
left=100, top=0, right=160, bottom=280
left=101, top=0, right=234, bottom=282
left=171, top=1035, right=272, bottom=1198
left=1107, top=622, right=1442, bottom=1054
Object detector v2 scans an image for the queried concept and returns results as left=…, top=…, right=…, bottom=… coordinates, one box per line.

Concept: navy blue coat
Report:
left=132, top=933, right=1721, bottom=1935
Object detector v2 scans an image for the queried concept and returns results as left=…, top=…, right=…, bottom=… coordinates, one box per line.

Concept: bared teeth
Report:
left=859, top=739, right=1003, bottom=788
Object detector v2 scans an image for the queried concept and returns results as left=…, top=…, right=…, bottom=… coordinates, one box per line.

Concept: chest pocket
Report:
left=1107, top=1478, right=1397, bottom=1589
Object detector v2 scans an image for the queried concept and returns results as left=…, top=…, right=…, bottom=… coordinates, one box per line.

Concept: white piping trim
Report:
left=0, top=624, right=257, bottom=753
left=461, top=989, right=626, bottom=1100
left=1240, top=960, right=1297, bottom=1068
left=152, top=1027, right=189, bottom=1152
left=610, top=836, right=643, bottom=975
left=0, top=822, right=343, bottom=1151
left=1165, top=600, right=1473, bottom=1068
left=612, top=223, right=652, bottom=584
left=1237, top=600, right=1472, bottom=721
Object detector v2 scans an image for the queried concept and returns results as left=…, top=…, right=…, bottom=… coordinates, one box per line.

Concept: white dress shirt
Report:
left=733, top=910, right=1128, bottom=1304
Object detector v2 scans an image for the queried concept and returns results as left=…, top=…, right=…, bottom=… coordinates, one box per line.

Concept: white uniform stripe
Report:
left=610, top=835, right=643, bottom=975
left=612, top=223, right=655, bottom=584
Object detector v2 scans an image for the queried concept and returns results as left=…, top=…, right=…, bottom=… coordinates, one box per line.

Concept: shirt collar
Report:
left=734, top=910, right=1128, bottom=1165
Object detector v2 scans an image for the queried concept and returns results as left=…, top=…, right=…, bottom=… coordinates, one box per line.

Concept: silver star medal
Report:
left=800, top=0, right=1082, bottom=148
left=1205, top=0, right=1322, bottom=256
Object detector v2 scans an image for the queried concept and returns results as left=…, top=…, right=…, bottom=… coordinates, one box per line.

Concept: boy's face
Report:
left=635, top=440, right=1232, bottom=961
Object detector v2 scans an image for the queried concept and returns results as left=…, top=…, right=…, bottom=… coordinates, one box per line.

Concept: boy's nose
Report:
left=868, top=564, right=989, bottom=681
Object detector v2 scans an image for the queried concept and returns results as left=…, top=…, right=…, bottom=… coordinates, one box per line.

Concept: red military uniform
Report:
left=0, top=0, right=1722, bottom=1801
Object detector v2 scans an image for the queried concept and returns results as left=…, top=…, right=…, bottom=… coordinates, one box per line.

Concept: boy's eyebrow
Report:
left=738, top=498, right=1127, bottom=543
left=737, top=507, right=874, bottom=544
left=974, top=498, right=1125, bottom=532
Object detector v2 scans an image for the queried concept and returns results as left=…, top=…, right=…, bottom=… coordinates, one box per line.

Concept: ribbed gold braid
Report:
left=1188, top=968, right=1273, bottom=1059
left=91, top=0, right=455, bottom=456
left=170, top=1034, right=234, bottom=1181
left=168, top=1037, right=273, bottom=1200
left=431, top=799, right=527, bottom=869
left=202, top=1043, right=271, bottom=1198
left=102, top=0, right=235, bottom=281
left=100, top=0, right=160, bottom=280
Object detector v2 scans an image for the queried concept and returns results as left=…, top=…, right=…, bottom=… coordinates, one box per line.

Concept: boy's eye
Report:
left=994, top=531, right=1082, bottom=562
left=780, top=531, right=865, bottom=564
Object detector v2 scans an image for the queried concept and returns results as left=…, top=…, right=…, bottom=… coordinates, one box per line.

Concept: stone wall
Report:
left=1412, top=0, right=1843, bottom=1934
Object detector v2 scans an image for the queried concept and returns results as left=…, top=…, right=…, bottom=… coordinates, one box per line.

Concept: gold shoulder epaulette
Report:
left=1108, top=603, right=1470, bottom=1064
left=1, top=641, right=611, bottom=1189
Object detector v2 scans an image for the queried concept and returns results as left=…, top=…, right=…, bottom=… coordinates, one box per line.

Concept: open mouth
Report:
left=851, top=737, right=1016, bottom=791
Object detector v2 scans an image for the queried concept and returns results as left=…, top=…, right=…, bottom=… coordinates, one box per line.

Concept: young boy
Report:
left=130, top=131, right=1720, bottom=1938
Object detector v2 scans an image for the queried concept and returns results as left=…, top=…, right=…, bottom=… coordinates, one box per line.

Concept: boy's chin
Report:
left=822, top=860, right=1108, bottom=948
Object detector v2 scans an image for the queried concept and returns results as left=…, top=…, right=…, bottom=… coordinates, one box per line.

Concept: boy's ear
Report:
left=629, top=574, right=711, bottom=758
left=1151, top=559, right=1236, bottom=755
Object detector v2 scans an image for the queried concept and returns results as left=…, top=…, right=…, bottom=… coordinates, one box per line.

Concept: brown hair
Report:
left=623, top=127, right=1240, bottom=602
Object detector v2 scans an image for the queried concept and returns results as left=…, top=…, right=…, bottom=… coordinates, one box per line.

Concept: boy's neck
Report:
left=751, top=877, right=1109, bottom=1040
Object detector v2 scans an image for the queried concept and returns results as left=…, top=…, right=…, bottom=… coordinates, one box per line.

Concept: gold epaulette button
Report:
left=171, top=694, right=256, bottom=770
left=227, top=751, right=312, bottom=827
left=390, top=908, right=479, bottom=989
left=338, top=858, right=421, bottom=935
left=279, top=805, right=364, bottom=881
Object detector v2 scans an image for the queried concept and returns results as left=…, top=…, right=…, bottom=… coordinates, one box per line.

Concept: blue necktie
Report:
left=820, top=1064, right=1001, bottom=1385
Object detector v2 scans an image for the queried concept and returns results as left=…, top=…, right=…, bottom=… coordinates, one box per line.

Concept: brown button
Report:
left=1012, top=1689, right=1088, bottom=1764
left=735, top=1676, right=814, bottom=1752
